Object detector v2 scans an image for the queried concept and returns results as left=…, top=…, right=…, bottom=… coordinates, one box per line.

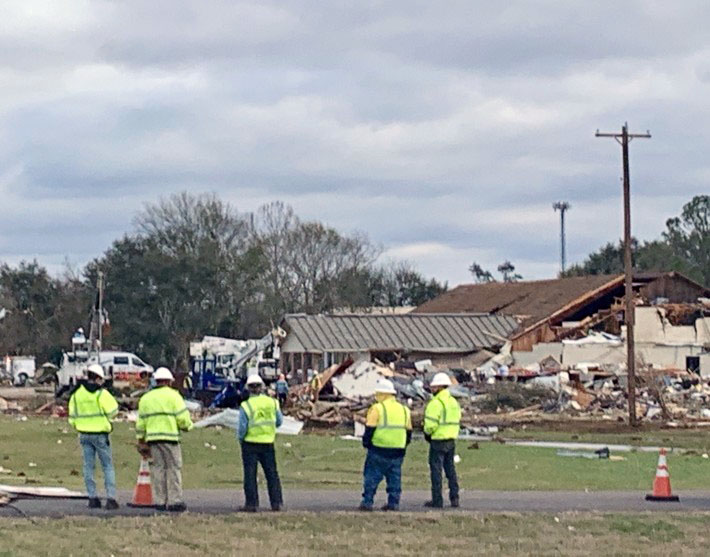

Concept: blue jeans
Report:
left=80, top=433, right=116, bottom=499
left=361, top=450, right=403, bottom=508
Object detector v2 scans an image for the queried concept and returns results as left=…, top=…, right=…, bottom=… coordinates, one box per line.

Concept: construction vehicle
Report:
left=188, top=329, right=284, bottom=408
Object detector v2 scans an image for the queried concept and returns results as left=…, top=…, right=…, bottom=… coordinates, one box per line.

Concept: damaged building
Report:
left=278, top=313, right=519, bottom=378
left=415, top=272, right=710, bottom=375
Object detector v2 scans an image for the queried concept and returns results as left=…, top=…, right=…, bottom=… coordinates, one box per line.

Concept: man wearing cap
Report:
left=359, top=378, right=412, bottom=512
left=68, top=364, right=119, bottom=510
left=136, top=367, right=193, bottom=512
left=238, top=374, right=284, bottom=512
left=423, top=372, right=461, bottom=508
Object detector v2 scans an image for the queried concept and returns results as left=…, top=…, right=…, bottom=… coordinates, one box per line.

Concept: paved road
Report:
left=3, top=489, right=710, bottom=517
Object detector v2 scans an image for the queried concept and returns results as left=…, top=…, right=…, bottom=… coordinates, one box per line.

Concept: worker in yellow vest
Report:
left=68, top=363, right=119, bottom=510
left=423, top=372, right=461, bottom=508
left=359, top=378, right=412, bottom=511
left=238, top=374, right=284, bottom=512
left=136, top=367, right=193, bottom=512
left=309, top=371, right=322, bottom=402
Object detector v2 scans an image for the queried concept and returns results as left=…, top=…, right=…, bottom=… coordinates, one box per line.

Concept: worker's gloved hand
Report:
left=136, top=442, right=151, bottom=458
left=424, top=433, right=432, bottom=443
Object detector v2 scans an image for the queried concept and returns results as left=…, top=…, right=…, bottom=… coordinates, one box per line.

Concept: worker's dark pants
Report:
left=241, top=442, right=283, bottom=509
left=429, top=439, right=459, bottom=505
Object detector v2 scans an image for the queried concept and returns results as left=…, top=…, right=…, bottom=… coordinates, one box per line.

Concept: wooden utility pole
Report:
left=595, top=123, right=651, bottom=427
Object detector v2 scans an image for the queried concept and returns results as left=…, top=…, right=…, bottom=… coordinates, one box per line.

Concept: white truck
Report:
left=2, top=356, right=36, bottom=386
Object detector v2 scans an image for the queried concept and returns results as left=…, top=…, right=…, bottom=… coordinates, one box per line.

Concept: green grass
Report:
left=2, top=415, right=710, bottom=491
left=504, top=425, right=710, bottom=450
left=2, top=512, right=710, bottom=556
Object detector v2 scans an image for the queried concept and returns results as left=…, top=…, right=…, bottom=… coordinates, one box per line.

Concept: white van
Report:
left=57, top=350, right=153, bottom=388
left=101, top=351, right=153, bottom=385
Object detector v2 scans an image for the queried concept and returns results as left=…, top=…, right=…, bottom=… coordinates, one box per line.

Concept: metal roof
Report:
left=280, top=313, right=520, bottom=354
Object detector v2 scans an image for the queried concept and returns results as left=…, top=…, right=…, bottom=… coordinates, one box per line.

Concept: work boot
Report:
left=271, top=504, right=282, bottom=512
left=105, top=499, right=120, bottom=511
left=424, top=500, right=443, bottom=509
left=88, top=498, right=101, bottom=509
left=167, top=503, right=187, bottom=513
left=155, top=505, right=167, bottom=512
left=358, top=503, right=373, bottom=512
left=450, top=498, right=460, bottom=508
left=239, top=506, right=257, bottom=513
left=381, top=504, right=399, bottom=511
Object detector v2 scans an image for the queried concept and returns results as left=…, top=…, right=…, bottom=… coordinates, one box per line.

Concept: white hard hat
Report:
left=375, top=378, right=397, bottom=395
left=153, top=367, right=174, bottom=381
left=430, top=372, right=452, bottom=387
left=86, top=364, right=105, bottom=379
left=246, top=374, right=264, bottom=386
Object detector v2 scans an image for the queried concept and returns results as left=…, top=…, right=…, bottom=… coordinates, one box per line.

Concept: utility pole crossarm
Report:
left=595, top=130, right=651, bottom=138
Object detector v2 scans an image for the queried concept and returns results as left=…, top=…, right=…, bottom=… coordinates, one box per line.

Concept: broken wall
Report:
left=410, top=351, right=493, bottom=370
left=701, top=353, right=710, bottom=377
left=562, top=343, right=625, bottom=366
left=635, top=307, right=710, bottom=345
left=637, top=344, right=704, bottom=371
left=513, top=343, right=563, bottom=367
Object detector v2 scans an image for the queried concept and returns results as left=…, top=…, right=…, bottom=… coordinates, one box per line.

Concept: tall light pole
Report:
left=553, top=201, right=570, bottom=274
left=595, top=123, right=651, bottom=427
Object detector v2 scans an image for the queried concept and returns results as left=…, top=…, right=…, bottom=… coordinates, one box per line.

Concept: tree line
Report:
left=1, top=193, right=706, bottom=369
left=563, top=195, right=709, bottom=286
left=0, top=193, right=447, bottom=368
left=466, top=195, right=708, bottom=287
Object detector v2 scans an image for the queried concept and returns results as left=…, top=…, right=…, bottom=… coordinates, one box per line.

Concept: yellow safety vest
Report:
left=424, top=389, right=461, bottom=440
left=136, top=386, right=193, bottom=442
left=241, top=394, right=279, bottom=444
left=68, top=385, right=118, bottom=433
left=371, top=397, right=410, bottom=449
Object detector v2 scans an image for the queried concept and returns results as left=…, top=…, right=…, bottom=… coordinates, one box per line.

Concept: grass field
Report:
left=2, top=415, right=710, bottom=491
left=1, top=511, right=710, bottom=556
left=504, top=425, right=710, bottom=451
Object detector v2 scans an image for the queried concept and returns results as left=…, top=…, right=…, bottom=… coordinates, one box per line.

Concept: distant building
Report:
left=278, top=312, right=519, bottom=376
left=415, top=272, right=710, bottom=374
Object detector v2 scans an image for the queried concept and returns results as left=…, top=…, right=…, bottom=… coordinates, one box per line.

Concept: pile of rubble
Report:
left=278, top=358, right=710, bottom=428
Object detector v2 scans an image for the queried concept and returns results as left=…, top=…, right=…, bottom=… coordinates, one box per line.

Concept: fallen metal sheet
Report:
left=193, top=409, right=304, bottom=435
left=194, top=408, right=239, bottom=429
left=505, top=440, right=679, bottom=453
left=0, top=484, right=86, bottom=499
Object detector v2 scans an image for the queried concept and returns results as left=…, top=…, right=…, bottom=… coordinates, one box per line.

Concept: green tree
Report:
left=468, top=262, right=494, bottom=283
left=565, top=195, right=709, bottom=286
left=0, top=261, right=91, bottom=363
left=663, top=195, right=709, bottom=286
left=90, top=193, right=263, bottom=368
left=368, top=261, right=448, bottom=307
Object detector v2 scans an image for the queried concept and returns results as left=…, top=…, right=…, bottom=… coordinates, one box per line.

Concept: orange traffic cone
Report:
left=127, top=458, right=154, bottom=507
left=645, top=448, right=679, bottom=502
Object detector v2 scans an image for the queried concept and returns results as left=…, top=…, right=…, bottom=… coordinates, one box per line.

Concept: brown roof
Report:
left=414, top=275, right=624, bottom=327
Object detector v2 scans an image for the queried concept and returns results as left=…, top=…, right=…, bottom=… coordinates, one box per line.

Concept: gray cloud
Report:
left=0, top=1, right=708, bottom=284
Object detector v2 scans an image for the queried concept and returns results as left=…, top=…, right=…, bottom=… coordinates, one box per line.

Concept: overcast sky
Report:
left=1, top=1, right=708, bottom=285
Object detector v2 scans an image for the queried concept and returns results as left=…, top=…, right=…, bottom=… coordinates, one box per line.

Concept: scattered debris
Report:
left=557, top=447, right=610, bottom=459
